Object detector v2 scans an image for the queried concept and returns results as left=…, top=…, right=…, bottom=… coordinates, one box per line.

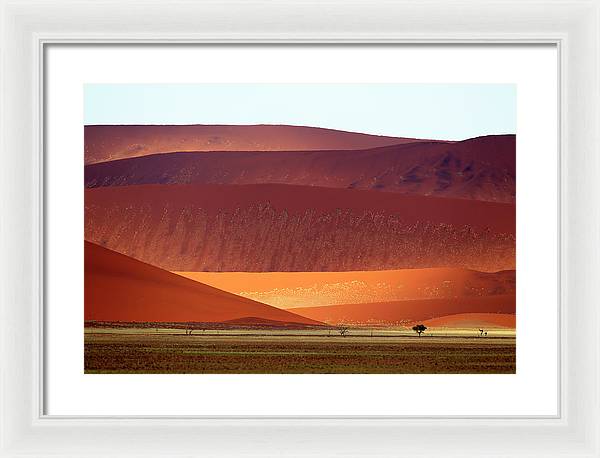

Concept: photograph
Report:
left=83, top=83, right=516, bottom=374
left=6, top=0, right=599, bottom=453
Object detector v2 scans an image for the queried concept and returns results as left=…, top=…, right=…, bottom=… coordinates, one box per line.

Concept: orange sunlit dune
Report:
left=289, top=295, right=515, bottom=326
left=423, top=313, right=515, bottom=329
left=84, top=241, right=321, bottom=325
left=173, top=268, right=515, bottom=309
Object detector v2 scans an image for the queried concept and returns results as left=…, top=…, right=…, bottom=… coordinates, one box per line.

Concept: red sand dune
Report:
left=84, top=124, right=431, bottom=164
left=422, top=313, right=515, bottom=329
left=290, top=295, right=516, bottom=325
left=85, top=183, right=515, bottom=232
left=175, top=268, right=516, bottom=309
left=85, top=183, right=515, bottom=272
left=85, top=134, right=515, bottom=203
left=84, top=241, right=321, bottom=325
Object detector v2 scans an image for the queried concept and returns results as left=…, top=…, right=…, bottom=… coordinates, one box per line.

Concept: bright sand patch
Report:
left=174, top=268, right=515, bottom=309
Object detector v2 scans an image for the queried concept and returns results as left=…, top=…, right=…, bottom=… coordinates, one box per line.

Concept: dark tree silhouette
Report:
left=412, top=324, right=427, bottom=336
left=338, top=325, right=349, bottom=337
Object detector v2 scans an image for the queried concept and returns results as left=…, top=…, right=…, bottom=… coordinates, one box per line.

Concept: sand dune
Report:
left=86, top=183, right=515, bottom=232
left=84, top=241, right=321, bottom=325
left=84, top=124, right=429, bottom=164
left=422, top=313, right=515, bottom=329
left=290, top=295, right=515, bottom=325
left=85, top=183, right=515, bottom=272
left=174, top=268, right=516, bottom=309
left=85, top=134, right=515, bottom=203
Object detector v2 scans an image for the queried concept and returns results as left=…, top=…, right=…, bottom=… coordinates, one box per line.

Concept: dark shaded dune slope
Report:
left=85, top=134, right=515, bottom=203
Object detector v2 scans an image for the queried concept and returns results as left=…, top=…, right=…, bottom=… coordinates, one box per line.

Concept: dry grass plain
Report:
left=84, top=328, right=516, bottom=374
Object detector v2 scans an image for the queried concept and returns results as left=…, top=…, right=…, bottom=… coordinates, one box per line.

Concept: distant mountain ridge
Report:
left=85, top=134, right=515, bottom=203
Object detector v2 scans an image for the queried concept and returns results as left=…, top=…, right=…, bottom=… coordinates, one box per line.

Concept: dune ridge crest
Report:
left=84, top=124, right=433, bottom=164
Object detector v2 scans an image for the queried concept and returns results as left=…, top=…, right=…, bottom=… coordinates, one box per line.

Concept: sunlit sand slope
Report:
left=84, top=241, right=321, bottom=325
left=423, top=313, right=516, bottom=329
left=290, top=295, right=515, bottom=325
left=175, top=269, right=515, bottom=309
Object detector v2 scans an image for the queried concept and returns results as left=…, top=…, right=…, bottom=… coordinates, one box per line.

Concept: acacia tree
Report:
left=338, top=325, right=349, bottom=337
left=412, top=324, right=427, bottom=337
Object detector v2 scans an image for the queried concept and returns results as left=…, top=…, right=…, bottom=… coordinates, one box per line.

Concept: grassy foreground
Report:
left=84, top=328, right=516, bottom=374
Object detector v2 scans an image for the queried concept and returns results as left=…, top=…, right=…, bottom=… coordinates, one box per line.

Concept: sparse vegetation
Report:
left=412, top=324, right=427, bottom=336
left=84, top=328, right=516, bottom=374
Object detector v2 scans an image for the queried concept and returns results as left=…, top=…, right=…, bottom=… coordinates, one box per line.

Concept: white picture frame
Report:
left=1, top=0, right=598, bottom=456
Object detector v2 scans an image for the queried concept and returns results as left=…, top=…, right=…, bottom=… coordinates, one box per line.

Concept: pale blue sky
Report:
left=84, top=84, right=516, bottom=140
